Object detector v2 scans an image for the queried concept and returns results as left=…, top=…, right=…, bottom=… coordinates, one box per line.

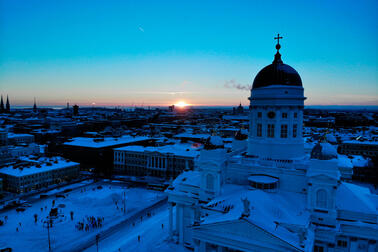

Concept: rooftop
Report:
left=64, top=135, right=150, bottom=148
left=0, top=157, right=79, bottom=177
left=115, top=143, right=201, bottom=158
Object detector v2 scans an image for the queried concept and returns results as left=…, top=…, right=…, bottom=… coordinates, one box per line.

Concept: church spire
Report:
left=273, top=33, right=283, bottom=64
left=5, top=95, right=10, bottom=112
left=33, top=97, right=37, bottom=113
left=0, top=95, right=4, bottom=112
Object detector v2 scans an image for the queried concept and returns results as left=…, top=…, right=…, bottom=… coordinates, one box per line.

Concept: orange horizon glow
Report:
left=174, top=101, right=190, bottom=108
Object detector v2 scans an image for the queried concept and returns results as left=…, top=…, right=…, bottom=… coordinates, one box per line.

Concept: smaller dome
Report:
left=311, top=142, right=337, bottom=160
left=204, top=136, right=224, bottom=150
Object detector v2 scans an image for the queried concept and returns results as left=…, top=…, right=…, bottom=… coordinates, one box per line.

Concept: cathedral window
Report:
left=314, top=245, right=324, bottom=252
left=280, top=124, right=288, bottom=138
left=257, top=124, right=262, bottom=137
left=293, top=124, right=297, bottom=138
left=294, top=112, right=298, bottom=118
left=206, top=173, right=214, bottom=191
left=316, top=189, right=327, bottom=209
left=267, top=124, right=275, bottom=137
left=258, top=112, right=262, bottom=118
left=282, top=112, right=287, bottom=118
left=337, top=240, right=348, bottom=248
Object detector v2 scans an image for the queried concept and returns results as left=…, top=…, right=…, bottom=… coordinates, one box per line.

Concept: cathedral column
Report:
left=199, top=240, right=206, bottom=252
left=176, top=204, right=180, bottom=237
left=178, top=205, right=184, bottom=244
left=168, top=203, right=173, bottom=239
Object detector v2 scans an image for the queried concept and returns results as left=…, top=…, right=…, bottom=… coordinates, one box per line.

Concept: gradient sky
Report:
left=0, top=0, right=377, bottom=107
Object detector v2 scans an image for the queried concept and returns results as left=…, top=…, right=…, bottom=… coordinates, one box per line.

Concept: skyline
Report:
left=0, top=0, right=377, bottom=107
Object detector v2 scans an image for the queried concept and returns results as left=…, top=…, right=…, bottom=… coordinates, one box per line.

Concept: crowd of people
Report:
left=76, top=216, right=104, bottom=231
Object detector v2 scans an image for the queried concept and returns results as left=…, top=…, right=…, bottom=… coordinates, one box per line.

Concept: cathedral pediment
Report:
left=306, top=171, right=340, bottom=181
left=192, top=219, right=304, bottom=251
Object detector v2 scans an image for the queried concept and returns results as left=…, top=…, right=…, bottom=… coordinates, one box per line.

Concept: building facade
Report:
left=60, top=135, right=153, bottom=176
left=338, top=141, right=378, bottom=158
left=114, top=144, right=199, bottom=178
left=7, top=133, right=35, bottom=145
left=0, top=157, right=79, bottom=193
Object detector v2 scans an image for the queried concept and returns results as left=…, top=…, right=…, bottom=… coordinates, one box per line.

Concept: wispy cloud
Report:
left=128, top=91, right=192, bottom=95
left=138, top=26, right=145, bottom=32
left=224, top=79, right=251, bottom=91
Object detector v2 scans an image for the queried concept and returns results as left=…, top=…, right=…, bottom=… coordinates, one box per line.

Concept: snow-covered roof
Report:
left=209, top=136, right=223, bottom=146
left=166, top=171, right=202, bottom=199
left=7, top=133, right=34, bottom=138
left=172, top=170, right=201, bottom=188
left=351, top=155, right=369, bottom=167
left=343, top=140, right=378, bottom=146
left=173, top=133, right=210, bottom=139
left=64, top=135, right=150, bottom=148
left=202, top=185, right=309, bottom=250
left=336, top=182, right=378, bottom=214
left=248, top=175, right=278, bottom=184
left=337, top=155, right=353, bottom=168
left=325, top=134, right=337, bottom=143
left=0, top=157, right=79, bottom=177
left=115, top=143, right=201, bottom=158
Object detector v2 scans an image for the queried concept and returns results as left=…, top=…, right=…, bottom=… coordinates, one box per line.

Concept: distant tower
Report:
left=5, top=95, right=10, bottom=112
left=33, top=98, right=37, bottom=113
left=248, top=34, right=306, bottom=160
left=73, top=104, right=79, bottom=116
left=67, top=102, right=70, bottom=110
left=0, top=95, right=4, bottom=112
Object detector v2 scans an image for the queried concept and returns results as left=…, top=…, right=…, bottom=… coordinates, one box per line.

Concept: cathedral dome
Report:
left=311, top=142, right=338, bottom=160
left=252, top=61, right=302, bottom=89
left=252, top=36, right=302, bottom=90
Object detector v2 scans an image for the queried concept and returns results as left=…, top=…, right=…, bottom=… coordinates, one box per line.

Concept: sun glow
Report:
left=175, top=101, right=189, bottom=108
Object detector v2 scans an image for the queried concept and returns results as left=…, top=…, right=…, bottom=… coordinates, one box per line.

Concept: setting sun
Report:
left=175, top=101, right=189, bottom=108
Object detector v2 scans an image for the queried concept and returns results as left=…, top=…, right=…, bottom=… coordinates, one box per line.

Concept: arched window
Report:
left=316, top=189, right=327, bottom=209
left=206, top=174, right=214, bottom=191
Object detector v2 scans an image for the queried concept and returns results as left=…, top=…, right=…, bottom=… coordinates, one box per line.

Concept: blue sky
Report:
left=0, top=0, right=377, bottom=106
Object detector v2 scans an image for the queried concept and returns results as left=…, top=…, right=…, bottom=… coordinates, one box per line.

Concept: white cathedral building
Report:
left=166, top=37, right=378, bottom=252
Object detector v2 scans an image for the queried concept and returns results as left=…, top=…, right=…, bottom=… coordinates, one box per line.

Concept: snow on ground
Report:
left=0, top=181, right=164, bottom=252
left=84, top=205, right=190, bottom=252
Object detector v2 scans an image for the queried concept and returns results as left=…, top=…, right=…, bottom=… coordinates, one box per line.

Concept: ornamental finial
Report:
left=273, top=34, right=283, bottom=64
left=274, top=33, right=283, bottom=51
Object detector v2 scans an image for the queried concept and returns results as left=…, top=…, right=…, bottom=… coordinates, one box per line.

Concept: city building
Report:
left=7, top=133, right=35, bottom=145
left=8, top=143, right=40, bottom=158
left=113, top=143, right=200, bottom=178
left=338, top=140, right=378, bottom=158
left=166, top=37, right=378, bottom=252
left=0, top=157, right=79, bottom=193
left=60, top=135, right=153, bottom=175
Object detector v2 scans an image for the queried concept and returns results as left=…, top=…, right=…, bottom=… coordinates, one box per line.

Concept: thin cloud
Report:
left=138, top=26, right=145, bottom=32
left=224, top=80, right=251, bottom=91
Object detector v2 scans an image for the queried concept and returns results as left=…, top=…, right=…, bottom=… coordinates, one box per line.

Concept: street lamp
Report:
left=96, top=234, right=100, bottom=252
left=43, top=218, right=53, bottom=252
